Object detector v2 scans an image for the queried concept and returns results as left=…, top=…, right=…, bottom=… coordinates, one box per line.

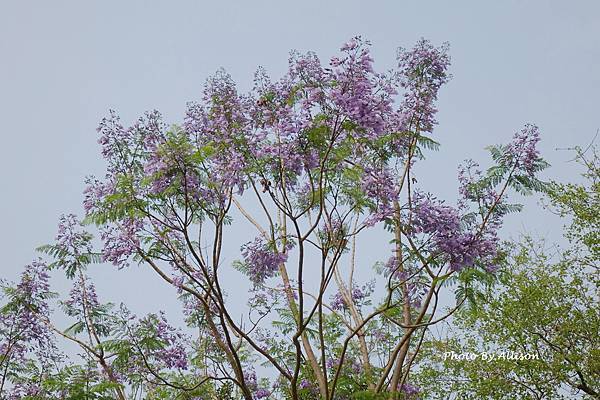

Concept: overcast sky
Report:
left=1, top=1, right=598, bottom=319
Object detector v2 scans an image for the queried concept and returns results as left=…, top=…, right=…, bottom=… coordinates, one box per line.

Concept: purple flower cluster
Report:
left=5, top=382, right=43, bottom=400
left=56, top=214, right=92, bottom=252
left=143, top=313, right=189, bottom=370
left=241, top=237, right=290, bottom=285
left=184, top=69, right=251, bottom=194
left=325, top=356, right=361, bottom=375
left=506, top=124, right=541, bottom=175
left=0, top=260, right=57, bottom=380
left=243, top=369, right=272, bottom=399
left=412, top=193, right=499, bottom=271
left=97, top=110, right=129, bottom=171
left=90, top=110, right=165, bottom=200
left=83, top=176, right=115, bottom=215
left=84, top=111, right=181, bottom=270
left=12, top=261, right=52, bottom=339
left=143, top=149, right=180, bottom=195
left=330, top=282, right=373, bottom=311
left=361, top=165, right=399, bottom=201
left=397, top=38, right=451, bottom=133
left=97, top=109, right=164, bottom=175
left=254, top=388, right=271, bottom=399
left=156, top=320, right=188, bottom=369
left=383, top=256, right=425, bottom=307
left=247, top=57, right=322, bottom=189
left=361, top=165, right=398, bottom=226
left=399, top=382, right=420, bottom=397
left=330, top=291, right=346, bottom=311
left=100, top=218, right=142, bottom=268
left=371, top=328, right=388, bottom=342
left=322, top=216, right=345, bottom=236
left=141, top=136, right=214, bottom=203
left=64, top=275, right=100, bottom=314
left=329, top=37, right=397, bottom=138
left=457, top=160, right=499, bottom=210
left=299, top=378, right=320, bottom=396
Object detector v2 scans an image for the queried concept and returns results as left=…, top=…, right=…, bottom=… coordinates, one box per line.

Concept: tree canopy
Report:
left=0, top=37, right=566, bottom=400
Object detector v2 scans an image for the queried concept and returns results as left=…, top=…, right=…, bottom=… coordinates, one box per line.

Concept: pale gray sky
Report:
left=1, top=1, right=598, bottom=318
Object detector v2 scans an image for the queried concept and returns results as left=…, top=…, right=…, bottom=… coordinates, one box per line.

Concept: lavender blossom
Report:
left=400, top=382, right=421, bottom=397
left=329, top=36, right=396, bottom=138
left=397, top=38, right=451, bottom=133
left=0, top=260, right=58, bottom=386
left=57, top=214, right=93, bottom=253
left=412, top=192, right=499, bottom=271
left=100, top=218, right=142, bottom=268
left=506, top=124, right=542, bottom=176
left=135, top=313, right=189, bottom=371
left=330, top=282, right=374, bottom=311
left=241, top=237, right=291, bottom=285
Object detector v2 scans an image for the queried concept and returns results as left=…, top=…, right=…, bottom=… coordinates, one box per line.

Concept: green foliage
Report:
left=36, top=244, right=102, bottom=279
left=39, top=364, right=119, bottom=400
left=547, top=146, right=599, bottom=259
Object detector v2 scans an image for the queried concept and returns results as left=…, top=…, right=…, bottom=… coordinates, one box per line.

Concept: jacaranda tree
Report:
left=1, top=37, right=548, bottom=399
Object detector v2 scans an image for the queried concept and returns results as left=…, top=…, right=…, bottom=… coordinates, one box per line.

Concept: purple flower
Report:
left=458, top=160, right=498, bottom=210
left=64, top=275, right=100, bottom=312
left=299, top=379, right=312, bottom=389
left=141, top=134, right=213, bottom=202
left=135, top=312, right=189, bottom=370
left=330, top=282, right=374, bottom=311
left=329, top=36, right=396, bottom=139
left=330, top=291, right=346, bottom=311
left=400, top=382, right=420, bottom=397
left=397, top=38, right=451, bottom=134
left=372, top=328, right=387, bottom=342
left=97, top=109, right=165, bottom=175
left=56, top=214, right=93, bottom=255
left=299, top=378, right=320, bottom=395
left=361, top=165, right=399, bottom=202
left=411, top=192, right=499, bottom=271
left=241, top=237, right=291, bottom=285
left=83, top=176, right=115, bottom=215
left=254, top=388, right=271, bottom=399
left=382, top=256, right=425, bottom=306
left=100, top=218, right=143, bottom=268
left=361, top=164, right=398, bottom=226
left=325, top=357, right=338, bottom=369
left=506, top=124, right=541, bottom=175
left=5, top=382, right=43, bottom=399
left=0, top=260, right=58, bottom=379
left=184, top=69, right=250, bottom=194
